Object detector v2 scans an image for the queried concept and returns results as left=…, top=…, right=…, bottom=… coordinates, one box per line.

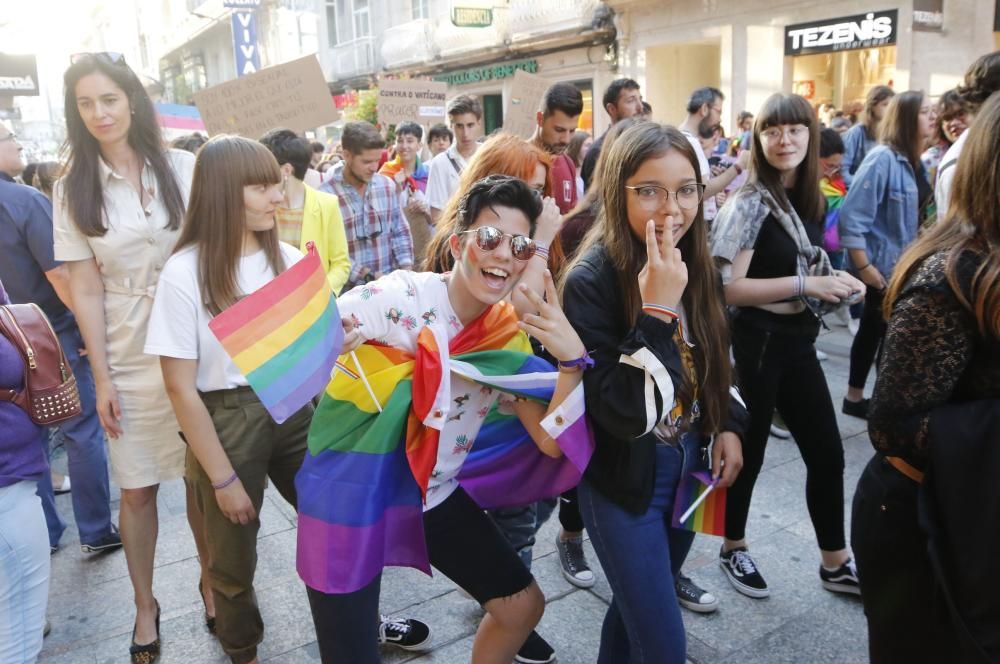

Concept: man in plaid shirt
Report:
left=320, top=121, right=413, bottom=290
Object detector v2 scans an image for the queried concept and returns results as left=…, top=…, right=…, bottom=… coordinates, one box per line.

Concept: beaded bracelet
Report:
left=793, top=275, right=805, bottom=298
left=533, top=243, right=550, bottom=262
left=212, top=472, right=239, bottom=490
left=642, top=303, right=680, bottom=320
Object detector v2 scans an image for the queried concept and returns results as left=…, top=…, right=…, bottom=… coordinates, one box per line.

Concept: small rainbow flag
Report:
left=671, top=469, right=726, bottom=536
left=208, top=243, right=343, bottom=423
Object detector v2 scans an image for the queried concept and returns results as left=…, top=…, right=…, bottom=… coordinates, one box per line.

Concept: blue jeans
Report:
left=36, top=327, right=114, bottom=548
left=0, top=481, right=50, bottom=663
left=490, top=498, right=557, bottom=569
left=579, top=437, right=700, bottom=664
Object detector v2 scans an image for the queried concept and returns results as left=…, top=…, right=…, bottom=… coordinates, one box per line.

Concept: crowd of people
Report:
left=1, top=46, right=999, bottom=664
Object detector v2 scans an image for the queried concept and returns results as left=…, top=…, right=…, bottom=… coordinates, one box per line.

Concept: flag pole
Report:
left=679, top=481, right=717, bottom=524
left=351, top=350, right=383, bottom=413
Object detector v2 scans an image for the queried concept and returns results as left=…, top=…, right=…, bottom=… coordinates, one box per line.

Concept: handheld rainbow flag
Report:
left=208, top=242, right=343, bottom=423
left=671, top=469, right=726, bottom=536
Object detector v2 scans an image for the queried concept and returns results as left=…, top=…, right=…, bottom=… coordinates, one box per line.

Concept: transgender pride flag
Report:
left=208, top=243, right=343, bottom=423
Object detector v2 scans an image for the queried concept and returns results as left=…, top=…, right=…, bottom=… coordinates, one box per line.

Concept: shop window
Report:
left=483, top=94, right=503, bottom=135
left=792, top=46, right=896, bottom=117
left=325, top=1, right=339, bottom=47
left=574, top=81, right=594, bottom=133
left=354, top=0, right=371, bottom=38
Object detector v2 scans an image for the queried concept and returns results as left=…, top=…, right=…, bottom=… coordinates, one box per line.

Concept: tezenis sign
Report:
left=784, top=10, right=897, bottom=56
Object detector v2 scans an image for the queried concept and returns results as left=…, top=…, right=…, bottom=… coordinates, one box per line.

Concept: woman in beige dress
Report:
left=53, top=53, right=208, bottom=663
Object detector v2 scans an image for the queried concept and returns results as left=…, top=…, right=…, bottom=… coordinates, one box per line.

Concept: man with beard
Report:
left=579, top=78, right=644, bottom=191
left=679, top=87, right=750, bottom=221
left=530, top=83, right=584, bottom=214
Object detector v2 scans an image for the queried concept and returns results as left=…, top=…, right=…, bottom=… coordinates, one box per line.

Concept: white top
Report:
left=425, top=143, right=472, bottom=212
left=144, top=242, right=305, bottom=392
left=681, top=129, right=717, bottom=219
left=935, top=129, right=966, bottom=217
left=338, top=270, right=515, bottom=510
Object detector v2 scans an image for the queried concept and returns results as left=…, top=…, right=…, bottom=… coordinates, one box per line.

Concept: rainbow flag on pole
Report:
left=208, top=243, right=343, bottom=423
left=671, top=469, right=726, bottom=536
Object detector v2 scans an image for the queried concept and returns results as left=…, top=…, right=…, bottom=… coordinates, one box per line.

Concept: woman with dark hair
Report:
left=710, top=94, right=865, bottom=599
left=852, top=90, right=1000, bottom=664
left=52, top=52, right=199, bottom=663
left=840, top=91, right=937, bottom=419
left=562, top=121, right=745, bottom=662
left=921, top=90, right=967, bottom=189
left=840, top=85, right=895, bottom=186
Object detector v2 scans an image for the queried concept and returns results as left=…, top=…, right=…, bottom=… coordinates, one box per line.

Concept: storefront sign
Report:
left=451, top=6, right=493, bottom=27
left=193, top=55, right=337, bottom=137
left=0, top=54, right=39, bottom=97
left=784, top=10, right=898, bottom=56
left=435, top=59, right=539, bottom=87
left=376, top=79, right=448, bottom=126
left=913, top=0, right=944, bottom=31
left=231, top=10, right=261, bottom=77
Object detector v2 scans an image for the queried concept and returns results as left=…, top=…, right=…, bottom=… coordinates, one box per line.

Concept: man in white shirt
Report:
left=426, top=95, right=483, bottom=223
left=679, top=87, right=749, bottom=216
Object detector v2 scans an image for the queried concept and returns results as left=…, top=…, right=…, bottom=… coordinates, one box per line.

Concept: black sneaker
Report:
left=820, top=558, right=861, bottom=596
left=80, top=528, right=123, bottom=554
left=719, top=547, right=770, bottom=598
left=515, top=630, right=556, bottom=664
left=556, top=534, right=595, bottom=588
left=378, top=614, right=432, bottom=651
left=842, top=398, right=870, bottom=419
left=675, top=572, right=719, bottom=613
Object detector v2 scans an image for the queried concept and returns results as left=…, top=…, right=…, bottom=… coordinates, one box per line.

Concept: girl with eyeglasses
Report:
left=560, top=121, right=746, bottom=663
left=52, top=52, right=205, bottom=663
left=710, top=94, right=866, bottom=601
left=299, top=174, right=591, bottom=664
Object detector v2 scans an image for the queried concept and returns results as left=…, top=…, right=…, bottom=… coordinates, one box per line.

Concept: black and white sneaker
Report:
left=675, top=573, right=719, bottom=613
left=514, top=630, right=556, bottom=664
left=719, top=547, right=770, bottom=598
left=80, top=528, right=123, bottom=554
left=820, top=558, right=861, bottom=596
left=556, top=534, right=595, bottom=588
left=378, top=614, right=432, bottom=651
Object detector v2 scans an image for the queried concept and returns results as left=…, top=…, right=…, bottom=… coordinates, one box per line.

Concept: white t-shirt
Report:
left=338, top=270, right=515, bottom=510
left=425, top=143, right=472, bottom=212
left=144, top=242, right=304, bottom=392
left=935, top=129, right=966, bottom=217
left=681, top=129, right=717, bottom=219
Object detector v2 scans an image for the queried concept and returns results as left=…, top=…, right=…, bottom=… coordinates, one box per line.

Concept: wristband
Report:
left=533, top=243, right=550, bottom=262
left=642, top=303, right=680, bottom=320
left=212, top=472, right=239, bottom=490
left=857, top=262, right=871, bottom=272
left=793, top=275, right=805, bottom=298
left=558, top=350, right=595, bottom=371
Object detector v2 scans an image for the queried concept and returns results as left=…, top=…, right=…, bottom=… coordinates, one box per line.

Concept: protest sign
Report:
left=502, top=69, right=551, bottom=139
left=376, top=79, right=448, bottom=126
left=193, top=55, right=337, bottom=137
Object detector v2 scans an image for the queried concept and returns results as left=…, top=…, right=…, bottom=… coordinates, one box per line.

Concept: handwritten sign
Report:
left=376, top=79, right=448, bottom=126
left=502, top=70, right=551, bottom=140
left=192, top=55, right=337, bottom=138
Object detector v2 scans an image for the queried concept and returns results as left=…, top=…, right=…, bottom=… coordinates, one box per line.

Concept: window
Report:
left=325, top=0, right=339, bottom=47
left=412, top=0, right=429, bottom=19
left=353, top=0, right=371, bottom=38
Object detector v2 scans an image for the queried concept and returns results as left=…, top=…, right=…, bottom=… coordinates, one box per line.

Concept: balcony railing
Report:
left=330, top=36, right=377, bottom=79
left=507, top=0, right=601, bottom=42
left=380, top=18, right=435, bottom=69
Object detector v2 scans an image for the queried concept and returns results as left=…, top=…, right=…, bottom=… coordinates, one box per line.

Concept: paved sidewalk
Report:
left=40, top=324, right=871, bottom=663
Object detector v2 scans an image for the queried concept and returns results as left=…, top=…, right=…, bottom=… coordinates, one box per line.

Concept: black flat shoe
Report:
left=198, top=581, right=217, bottom=634
left=842, top=397, right=870, bottom=419
left=129, top=599, right=161, bottom=664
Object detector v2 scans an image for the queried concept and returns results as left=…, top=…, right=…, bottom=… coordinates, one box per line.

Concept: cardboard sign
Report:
left=503, top=70, right=550, bottom=140
left=193, top=55, right=337, bottom=138
left=376, top=79, right=448, bottom=126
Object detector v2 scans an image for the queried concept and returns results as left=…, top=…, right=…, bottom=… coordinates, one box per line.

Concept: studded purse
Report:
left=0, top=303, right=82, bottom=425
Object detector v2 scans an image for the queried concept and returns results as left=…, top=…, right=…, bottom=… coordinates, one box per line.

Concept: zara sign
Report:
left=784, top=10, right=898, bottom=56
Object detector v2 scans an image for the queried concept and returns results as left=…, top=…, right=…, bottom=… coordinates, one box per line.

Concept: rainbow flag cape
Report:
left=295, top=302, right=593, bottom=594
left=671, top=469, right=726, bottom=536
left=820, top=176, right=847, bottom=252
left=207, top=243, right=343, bottom=423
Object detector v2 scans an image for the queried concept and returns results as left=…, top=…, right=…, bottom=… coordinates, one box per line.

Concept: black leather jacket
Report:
left=562, top=244, right=748, bottom=514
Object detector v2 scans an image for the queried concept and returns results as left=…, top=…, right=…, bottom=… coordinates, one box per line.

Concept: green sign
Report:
left=451, top=6, right=493, bottom=27
left=435, top=59, right=539, bottom=86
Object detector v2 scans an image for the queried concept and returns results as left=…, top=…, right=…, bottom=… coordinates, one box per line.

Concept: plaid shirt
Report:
left=320, top=163, right=413, bottom=289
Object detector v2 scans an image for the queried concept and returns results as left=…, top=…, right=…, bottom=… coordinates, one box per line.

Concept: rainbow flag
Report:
left=208, top=243, right=343, bottom=423
left=671, top=469, right=726, bottom=536
left=295, top=302, right=593, bottom=594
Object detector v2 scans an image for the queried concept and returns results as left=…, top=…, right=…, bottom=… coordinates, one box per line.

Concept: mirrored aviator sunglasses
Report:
left=69, top=52, right=127, bottom=66
left=463, top=226, right=537, bottom=261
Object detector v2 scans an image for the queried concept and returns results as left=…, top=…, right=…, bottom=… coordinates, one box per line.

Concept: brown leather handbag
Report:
left=0, top=303, right=81, bottom=425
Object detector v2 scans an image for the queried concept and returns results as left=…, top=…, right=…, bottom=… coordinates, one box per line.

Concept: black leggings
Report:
left=848, top=288, right=887, bottom=390
left=726, top=318, right=846, bottom=551
left=558, top=487, right=585, bottom=533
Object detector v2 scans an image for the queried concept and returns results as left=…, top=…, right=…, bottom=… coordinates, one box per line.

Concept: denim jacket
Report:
left=840, top=123, right=877, bottom=187
left=839, top=145, right=921, bottom=278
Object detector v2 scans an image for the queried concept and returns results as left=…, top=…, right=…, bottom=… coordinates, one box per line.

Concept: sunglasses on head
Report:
left=459, top=226, right=537, bottom=261
left=69, top=52, right=126, bottom=66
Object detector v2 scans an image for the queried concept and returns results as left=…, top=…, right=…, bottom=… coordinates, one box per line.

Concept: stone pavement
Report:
left=40, top=323, right=871, bottom=664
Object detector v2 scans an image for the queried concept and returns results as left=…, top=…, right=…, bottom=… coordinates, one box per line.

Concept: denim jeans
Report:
left=490, top=498, right=558, bottom=569
left=0, top=480, right=50, bottom=663
left=578, top=436, right=700, bottom=664
left=36, top=327, right=114, bottom=548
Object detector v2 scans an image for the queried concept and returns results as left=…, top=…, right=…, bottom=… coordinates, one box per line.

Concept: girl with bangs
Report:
left=561, top=121, right=746, bottom=662
left=145, top=136, right=311, bottom=664
left=711, top=94, right=865, bottom=599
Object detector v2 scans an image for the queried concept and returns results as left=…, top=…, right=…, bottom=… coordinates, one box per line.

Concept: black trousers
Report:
left=848, top=288, right=887, bottom=390
left=558, top=487, right=585, bottom=533
left=851, top=455, right=958, bottom=663
left=726, top=318, right=846, bottom=550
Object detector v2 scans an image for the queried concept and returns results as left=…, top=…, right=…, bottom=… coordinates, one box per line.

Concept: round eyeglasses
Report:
left=459, top=226, right=537, bottom=261
left=625, top=183, right=705, bottom=211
